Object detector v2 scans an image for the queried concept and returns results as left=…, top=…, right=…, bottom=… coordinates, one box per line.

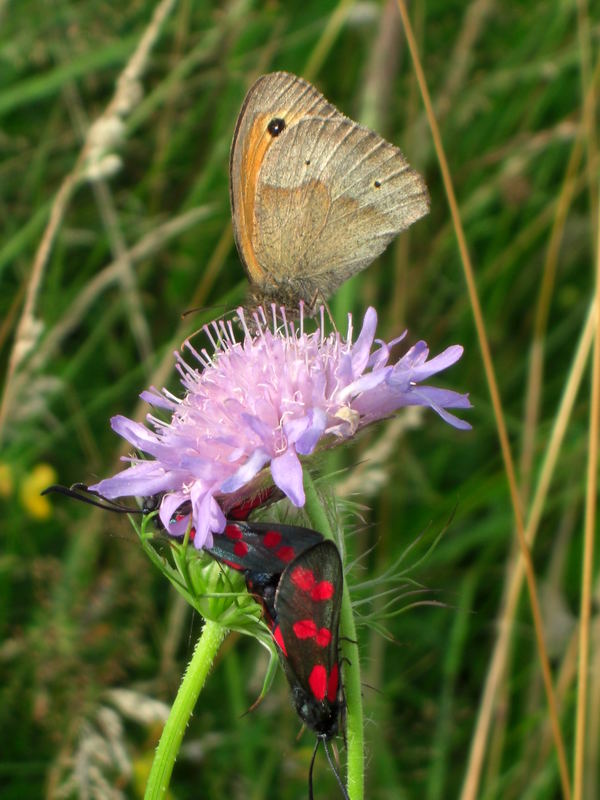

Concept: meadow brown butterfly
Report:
left=230, top=71, right=430, bottom=309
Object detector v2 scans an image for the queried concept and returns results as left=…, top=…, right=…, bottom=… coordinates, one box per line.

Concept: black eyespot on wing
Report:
left=374, top=179, right=381, bottom=188
left=267, top=117, right=286, bottom=137
left=305, top=158, right=311, bottom=165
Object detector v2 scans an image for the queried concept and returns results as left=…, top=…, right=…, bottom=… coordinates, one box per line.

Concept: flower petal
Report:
left=220, top=449, right=270, bottom=493
left=271, top=448, right=305, bottom=506
left=89, top=461, right=175, bottom=498
left=350, top=306, right=378, bottom=376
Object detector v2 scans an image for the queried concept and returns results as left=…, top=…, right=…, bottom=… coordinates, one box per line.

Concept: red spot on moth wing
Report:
left=234, top=540, right=249, bottom=557
left=311, top=580, right=334, bottom=601
left=276, top=545, right=295, bottom=563
left=263, top=530, right=282, bottom=547
left=315, top=627, right=332, bottom=647
left=293, top=619, right=317, bottom=639
left=290, top=566, right=315, bottom=592
left=327, top=663, right=339, bottom=702
left=225, top=523, right=243, bottom=539
left=273, top=625, right=288, bottom=656
left=309, top=665, right=328, bottom=702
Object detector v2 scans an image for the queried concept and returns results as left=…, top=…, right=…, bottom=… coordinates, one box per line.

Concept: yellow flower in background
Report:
left=20, top=463, right=57, bottom=519
left=0, top=462, right=14, bottom=498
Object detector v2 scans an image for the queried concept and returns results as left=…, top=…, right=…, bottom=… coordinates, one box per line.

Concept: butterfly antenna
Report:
left=322, top=737, right=350, bottom=800
left=308, top=737, right=320, bottom=800
left=321, top=298, right=338, bottom=333
left=42, top=483, right=141, bottom=514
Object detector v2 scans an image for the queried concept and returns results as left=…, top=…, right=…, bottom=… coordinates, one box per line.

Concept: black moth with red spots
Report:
left=42, top=484, right=348, bottom=795
left=206, top=520, right=344, bottom=740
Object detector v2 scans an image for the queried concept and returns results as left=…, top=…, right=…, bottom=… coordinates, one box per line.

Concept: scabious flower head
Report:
left=90, top=306, right=471, bottom=549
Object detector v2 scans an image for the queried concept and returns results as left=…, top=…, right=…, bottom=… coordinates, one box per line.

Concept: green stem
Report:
left=145, top=620, right=228, bottom=799
left=304, top=471, right=364, bottom=800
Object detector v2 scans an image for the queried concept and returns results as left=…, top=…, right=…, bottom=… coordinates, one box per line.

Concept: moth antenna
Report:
left=308, top=737, right=320, bottom=800
left=42, top=483, right=141, bottom=513
left=322, top=737, right=350, bottom=800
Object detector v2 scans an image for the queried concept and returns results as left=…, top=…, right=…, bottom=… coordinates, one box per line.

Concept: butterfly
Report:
left=230, top=70, right=430, bottom=309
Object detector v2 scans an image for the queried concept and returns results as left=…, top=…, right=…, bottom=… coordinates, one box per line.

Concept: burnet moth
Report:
left=43, top=484, right=348, bottom=798
left=205, top=518, right=347, bottom=800
left=206, top=521, right=344, bottom=735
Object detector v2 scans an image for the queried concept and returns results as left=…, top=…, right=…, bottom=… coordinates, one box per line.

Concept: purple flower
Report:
left=89, top=306, right=471, bottom=548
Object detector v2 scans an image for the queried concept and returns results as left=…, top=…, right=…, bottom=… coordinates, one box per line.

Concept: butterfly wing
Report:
left=273, top=540, right=343, bottom=737
left=230, top=72, right=338, bottom=286
left=252, top=114, right=429, bottom=302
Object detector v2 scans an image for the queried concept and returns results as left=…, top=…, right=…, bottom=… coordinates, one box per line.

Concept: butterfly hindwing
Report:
left=255, top=116, right=429, bottom=293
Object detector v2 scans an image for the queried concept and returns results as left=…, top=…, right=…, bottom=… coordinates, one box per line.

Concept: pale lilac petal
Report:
left=338, top=369, right=389, bottom=402
left=241, top=413, right=276, bottom=445
left=405, top=345, right=464, bottom=381
left=351, top=306, right=378, bottom=376
left=220, top=449, right=270, bottom=493
left=160, top=493, right=190, bottom=534
left=140, top=388, right=177, bottom=411
left=189, top=486, right=225, bottom=549
left=284, top=416, right=310, bottom=444
left=368, top=341, right=391, bottom=371
left=110, top=416, right=160, bottom=451
left=271, top=449, right=304, bottom=506
left=415, top=386, right=472, bottom=409
left=89, top=461, right=174, bottom=498
left=411, top=388, right=473, bottom=430
left=293, top=408, right=327, bottom=455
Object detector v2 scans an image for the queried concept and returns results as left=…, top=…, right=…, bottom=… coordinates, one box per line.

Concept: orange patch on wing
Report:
left=238, top=114, right=277, bottom=283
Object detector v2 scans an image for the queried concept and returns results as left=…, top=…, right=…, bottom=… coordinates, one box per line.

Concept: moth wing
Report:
left=253, top=115, right=429, bottom=298
left=274, top=541, right=343, bottom=702
left=230, top=72, right=339, bottom=284
left=207, top=520, right=323, bottom=574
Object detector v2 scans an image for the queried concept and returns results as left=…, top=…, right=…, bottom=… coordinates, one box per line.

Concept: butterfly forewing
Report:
left=230, top=72, right=338, bottom=286
left=274, top=540, right=343, bottom=737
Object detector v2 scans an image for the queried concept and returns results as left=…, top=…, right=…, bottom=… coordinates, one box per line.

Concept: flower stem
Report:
left=145, top=620, right=228, bottom=799
left=304, top=472, right=364, bottom=800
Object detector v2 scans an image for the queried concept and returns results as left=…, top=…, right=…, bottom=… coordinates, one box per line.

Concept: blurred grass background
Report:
left=1, top=0, right=598, bottom=798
